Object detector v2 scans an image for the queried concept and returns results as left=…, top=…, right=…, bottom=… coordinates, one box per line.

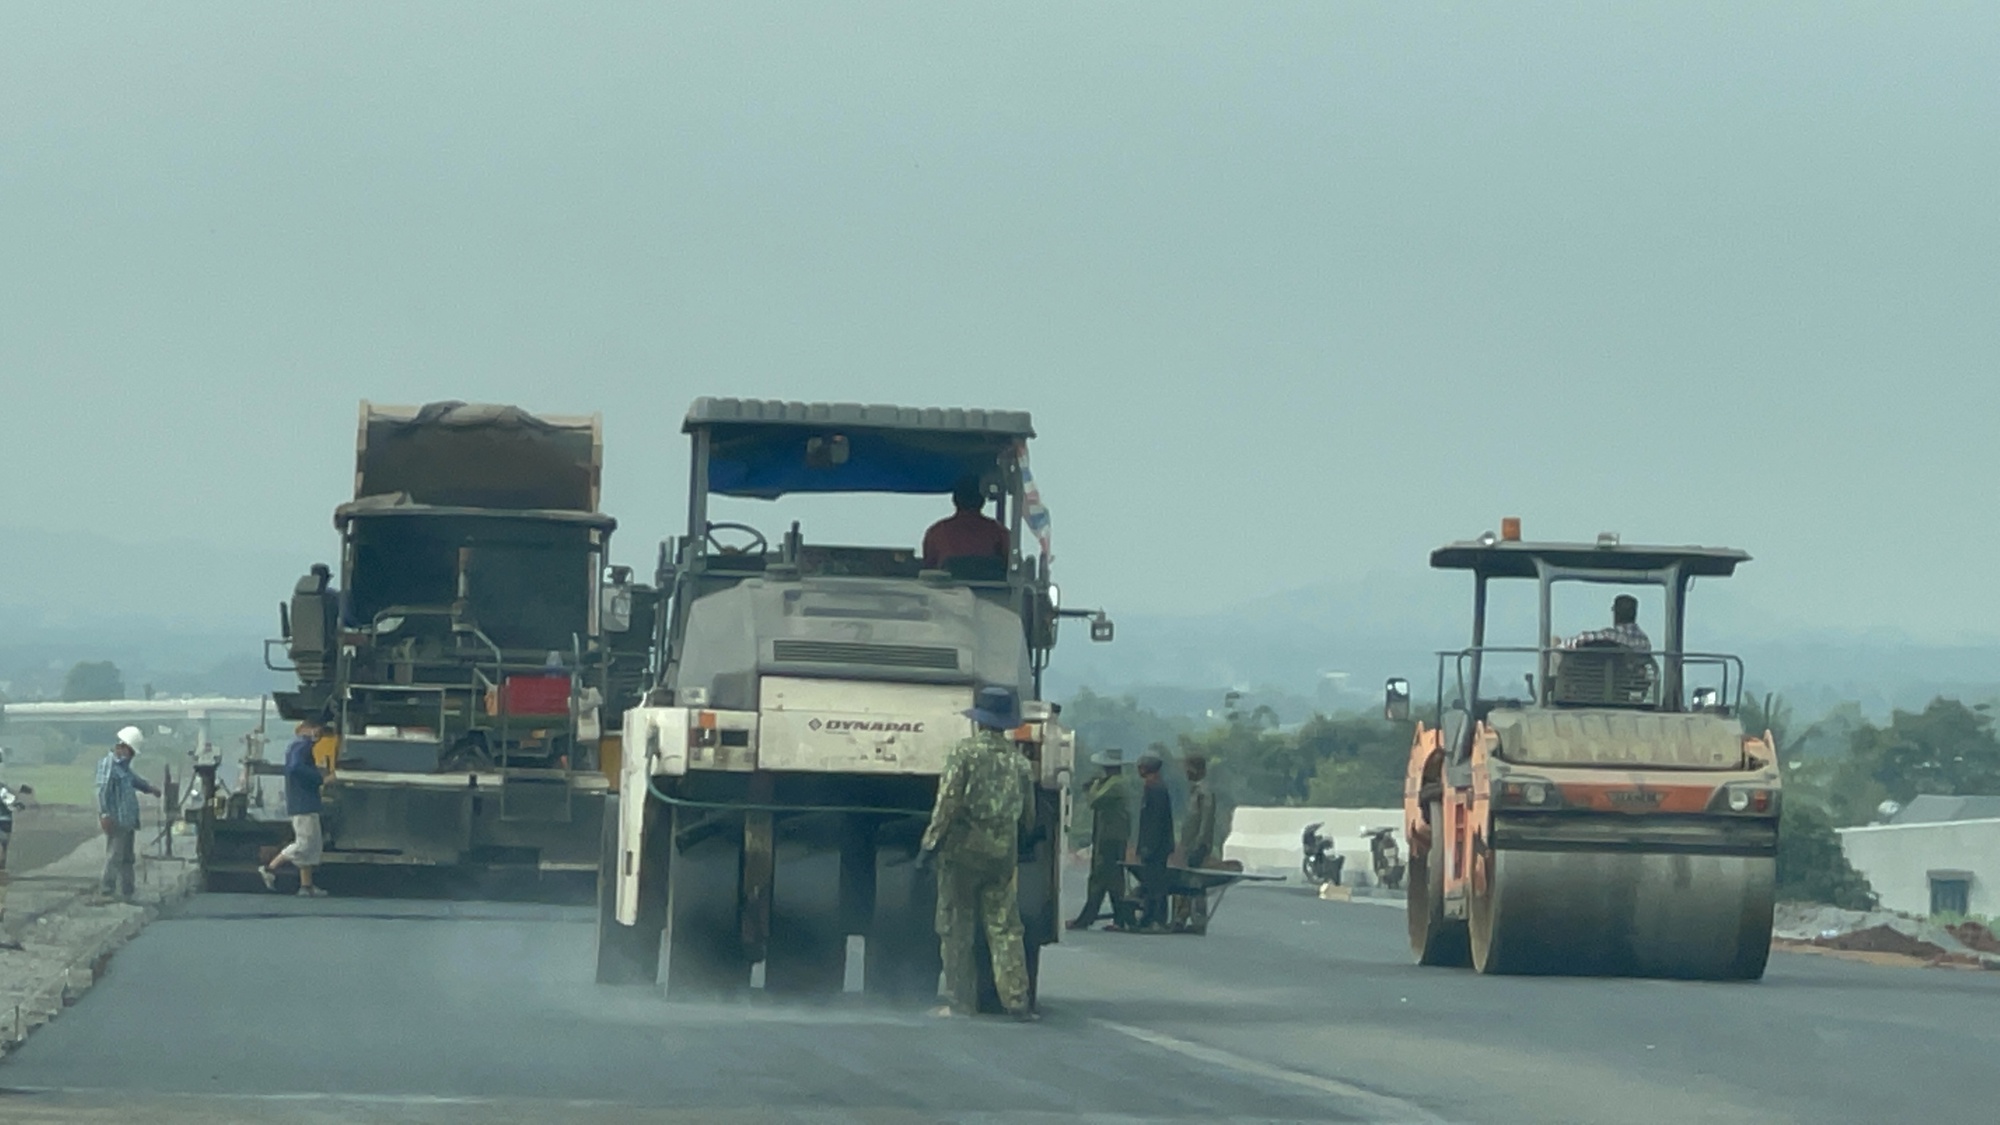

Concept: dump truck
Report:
left=596, top=398, right=1111, bottom=1005
left=200, top=402, right=657, bottom=888
left=1392, top=524, right=1779, bottom=979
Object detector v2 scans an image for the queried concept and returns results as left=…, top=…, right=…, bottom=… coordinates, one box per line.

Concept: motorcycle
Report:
left=1365, top=826, right=1405, bottom=890
left=1300, top=822, right=1344, bottom=886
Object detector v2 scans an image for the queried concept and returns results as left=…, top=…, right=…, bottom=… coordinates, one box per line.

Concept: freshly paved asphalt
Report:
left=2, top=880, right=1996, bottom=1124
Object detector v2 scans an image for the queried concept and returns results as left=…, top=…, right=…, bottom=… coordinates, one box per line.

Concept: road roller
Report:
left=598, top=398, right=1114, bottom=1006
left=1391, top=522, right=1779, bottom=979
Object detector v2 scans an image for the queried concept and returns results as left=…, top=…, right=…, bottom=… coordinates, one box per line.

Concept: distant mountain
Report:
left=0, top=523, right=310, bottom=631
left=0, top=525, right=304, bottom=700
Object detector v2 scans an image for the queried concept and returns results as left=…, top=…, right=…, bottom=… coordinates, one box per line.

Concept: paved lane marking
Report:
left=1092, top=1019, right=1443, bottom=1124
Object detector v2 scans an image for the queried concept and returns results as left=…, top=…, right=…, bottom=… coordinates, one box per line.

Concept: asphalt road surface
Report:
left=3, top=882, right=1997, bottom=1124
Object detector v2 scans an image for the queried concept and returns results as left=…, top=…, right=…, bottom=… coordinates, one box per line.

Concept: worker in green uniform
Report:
left=1066, top=747, right=1134, bottom=931
left=1172, top=751, right=1217, bottom=935
left=921, top=685, right=1038, bottom=1021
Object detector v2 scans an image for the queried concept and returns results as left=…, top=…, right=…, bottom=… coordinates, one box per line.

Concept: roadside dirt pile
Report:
left=1946, top=920, right=2000, bottom=954
left=1816, top=925, right=1955, bottom=960
left=1772, top=902, right=2000, bottom=969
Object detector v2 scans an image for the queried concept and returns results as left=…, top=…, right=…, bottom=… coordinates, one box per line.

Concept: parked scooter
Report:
left=1365, top=825, right=1405, bottom=890
left=1301, top=822, right=1344, bottom=886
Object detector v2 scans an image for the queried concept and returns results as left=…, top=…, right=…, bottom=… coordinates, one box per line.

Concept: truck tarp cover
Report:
left=357, top=401, right=601, bottom=511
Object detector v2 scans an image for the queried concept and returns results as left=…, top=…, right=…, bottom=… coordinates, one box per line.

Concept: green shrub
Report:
left=1777, top=801, right=1875, bottom=909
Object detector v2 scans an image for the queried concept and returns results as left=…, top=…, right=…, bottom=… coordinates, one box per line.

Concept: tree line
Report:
left=1058, top=688, right=1409, bottom=849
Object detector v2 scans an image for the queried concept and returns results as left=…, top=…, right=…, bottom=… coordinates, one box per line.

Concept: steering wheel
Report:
left=705, top=521, right=769, bottom=557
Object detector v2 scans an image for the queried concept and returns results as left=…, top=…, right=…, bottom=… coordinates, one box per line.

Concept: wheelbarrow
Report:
left=1119, top=859, right=1285, bottom=931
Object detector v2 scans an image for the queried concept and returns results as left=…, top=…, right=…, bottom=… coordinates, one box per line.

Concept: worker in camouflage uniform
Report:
left=921, top=684, right=1037, bottom=1021
left=1171, top=751, right=1217, bottom=935
left=1066, top=747, right=1134, bottom=931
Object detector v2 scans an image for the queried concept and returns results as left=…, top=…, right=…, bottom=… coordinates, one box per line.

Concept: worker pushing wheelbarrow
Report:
left=1109, top=750, right=1282, bottom=934
left=1116, top=857, right=1283, bottom=933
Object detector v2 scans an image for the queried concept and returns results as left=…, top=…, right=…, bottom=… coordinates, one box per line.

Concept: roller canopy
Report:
left=1431, top=540, right=1749, bottom=578
left=685, top=398, right=1034, bottom=500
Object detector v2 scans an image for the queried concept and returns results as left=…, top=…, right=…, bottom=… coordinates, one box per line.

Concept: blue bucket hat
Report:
left=963, top=685, right=1022, bottom=730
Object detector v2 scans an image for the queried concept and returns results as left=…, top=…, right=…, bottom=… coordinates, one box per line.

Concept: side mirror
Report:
left=1691, top=687, right=1719, bottom=711
left=279, top=601, right=292, bottom=640
left=1384, top=677, right=1412, bottom=722
left=1090, top=613, right=1114, bottom=643
left=1032, top=588, right=1059, bottom=649
left=603, top=587, right=633, bottom=633
left=601, top=569, right=634, bottom=634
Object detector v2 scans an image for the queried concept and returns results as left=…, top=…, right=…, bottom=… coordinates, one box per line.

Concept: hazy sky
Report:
left=3, top=3, right=1996, bottom=638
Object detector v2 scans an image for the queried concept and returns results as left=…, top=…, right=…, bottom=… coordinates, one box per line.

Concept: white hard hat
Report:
left=116, top=726, right=145, bottom=752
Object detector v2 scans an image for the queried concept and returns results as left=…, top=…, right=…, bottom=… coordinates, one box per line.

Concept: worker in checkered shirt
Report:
left=1561, top=594, right=1651, bottom=652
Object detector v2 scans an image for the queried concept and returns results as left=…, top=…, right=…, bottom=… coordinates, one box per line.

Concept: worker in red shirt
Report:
left=922, top=477, right=1009, bottom=569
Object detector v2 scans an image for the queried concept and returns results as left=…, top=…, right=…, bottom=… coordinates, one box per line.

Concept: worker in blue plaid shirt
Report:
left=95, top=726, right=161, bottom=901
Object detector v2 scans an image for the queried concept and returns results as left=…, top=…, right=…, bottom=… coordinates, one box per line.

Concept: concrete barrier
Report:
left=1224, top=806, right=1403, bottom=886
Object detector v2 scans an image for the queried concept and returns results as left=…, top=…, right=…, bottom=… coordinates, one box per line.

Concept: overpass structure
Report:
left=1, top=697, right=270, bottom=751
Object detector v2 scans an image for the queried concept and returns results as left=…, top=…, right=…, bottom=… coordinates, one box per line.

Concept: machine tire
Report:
left=1025, top=940, right=1042, bottom=1011
left=1720, top=936, right=1772, bottom=982
left=595, top=794, right=667, bottom=985
left=1469, top=844, right=1516, bottom=975
left=972, top=928, right=1041, bottom=1015
left=1468, top=848, right=1777, bottom=980
left=1409, top=805, right=1470, bottom=968
left=662, top=804, right=751, bottom=999
left=764, top=814, right=848, bottom=996
left=1719, top=888, right=1775, bottom=981
left=867, top=825, right=942, bottom=1004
